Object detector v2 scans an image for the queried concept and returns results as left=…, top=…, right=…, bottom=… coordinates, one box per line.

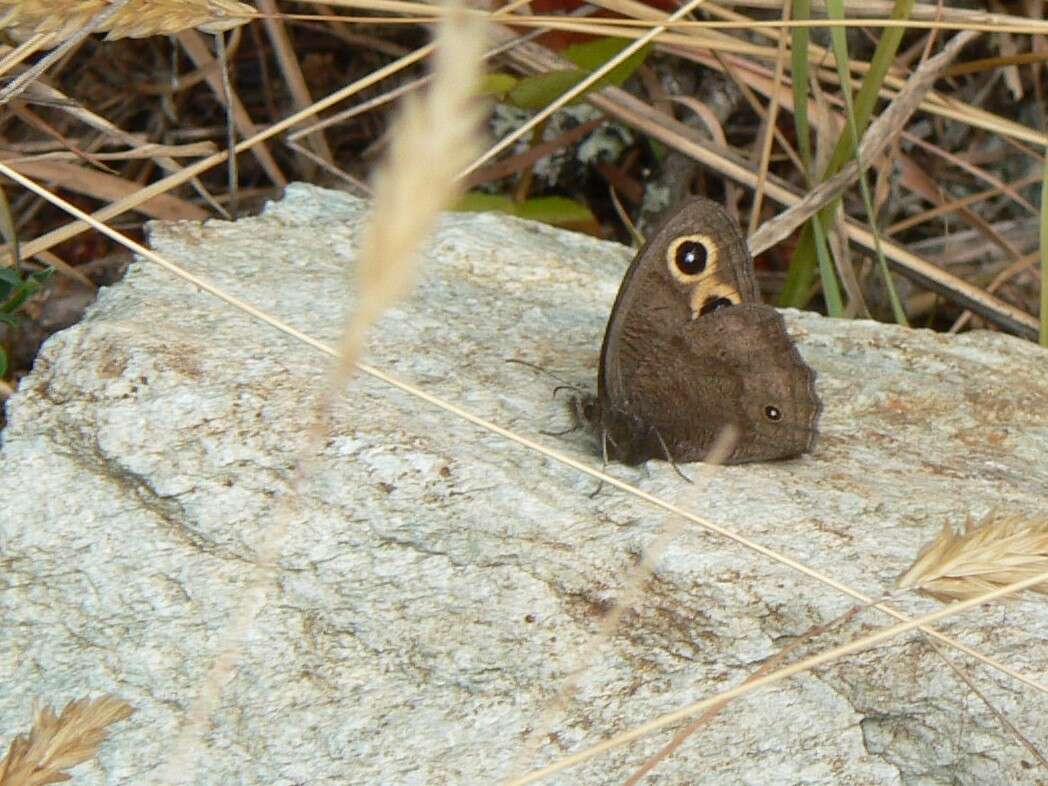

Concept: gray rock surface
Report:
left=1, top=183, right=1046, bottom=785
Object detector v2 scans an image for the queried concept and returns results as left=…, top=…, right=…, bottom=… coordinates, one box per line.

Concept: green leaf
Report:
left=2, top=282, right=37, bottom=315
left=0, top=266, right=22, bottom=287
left=513, top=196, right=594, bottom=225
left=453, top=192, right=594, bottom=227
left=507, top=38, right=653, bottom=110
left=564, top=36, right=652, bottom=90
left=477, top=72, right=518, bottom=99
left=0, top=266, right=49, bottom=315
left=508, top=69, right=591, bottom=109
left=0, top=184, right=17, bottom=269
left=30, top=267, right=54, bottom=285
left=453, top=192, right=518, bottom=214
left=0, top=266, right=23, bottom=305
left=0, top=312, right=18, bottom=326
left=563, top=36, right=627, bottom=69
left=0, top=347, right=7, bottom=378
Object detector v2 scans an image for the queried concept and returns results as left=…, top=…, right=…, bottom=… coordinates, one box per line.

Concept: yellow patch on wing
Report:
left=688, top=281, right=740, bottom=318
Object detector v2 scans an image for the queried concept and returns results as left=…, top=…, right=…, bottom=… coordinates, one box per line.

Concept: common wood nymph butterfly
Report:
left=576, top=197, right=821, bottom=465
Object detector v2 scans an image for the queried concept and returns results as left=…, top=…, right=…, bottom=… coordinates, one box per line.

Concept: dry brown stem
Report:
left=747, top=29, right=978, bottom=256
left=0, top=0, right=254, bottom=42
left=337, top=6, right=487, bottom=379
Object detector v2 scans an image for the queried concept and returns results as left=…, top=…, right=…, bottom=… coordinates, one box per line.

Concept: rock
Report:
left=1, top=183, right=1045, bottom=785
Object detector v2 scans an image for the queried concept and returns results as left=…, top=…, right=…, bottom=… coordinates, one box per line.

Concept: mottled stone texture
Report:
left=1, top=184, right=1045, bottom=785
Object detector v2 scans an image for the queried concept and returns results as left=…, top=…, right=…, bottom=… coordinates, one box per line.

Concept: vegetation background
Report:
left=0, top=0, right=1046, bottom=783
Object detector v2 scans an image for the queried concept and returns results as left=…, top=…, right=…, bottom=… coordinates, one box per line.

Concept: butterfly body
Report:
left=579, top=197, right=821, bottom=465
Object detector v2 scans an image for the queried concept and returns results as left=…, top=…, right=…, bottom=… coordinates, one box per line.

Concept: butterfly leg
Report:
left=545, top=392, right=598, bottom=438
left=552, top=384, right=584, bottom=399
left=587, top=429, right=615, bottom=498
left=653, top=428, right=693, bottom=484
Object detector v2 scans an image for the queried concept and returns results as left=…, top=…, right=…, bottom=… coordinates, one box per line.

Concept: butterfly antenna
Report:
left=541, top=424, right=579, bottom=437
left=505, top=358, right=585, bottom=398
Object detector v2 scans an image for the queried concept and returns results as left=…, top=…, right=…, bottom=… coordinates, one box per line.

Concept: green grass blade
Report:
left=823, top=0, right=915, bottom=179
left=790, top=0, right=812, bottom=181
left=826, top=0, right=908, bottom=325
left=778, top=0, right=816, bottom=309
left=782, top=0, right=914, bottom=312
left=810, top=210, right=844, bottom=316
left=0, top=183, right=18, bottom=270
left=778, top=222, right=817, bottom=307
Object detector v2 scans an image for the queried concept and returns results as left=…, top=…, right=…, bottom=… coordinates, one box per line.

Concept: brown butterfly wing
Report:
left=594, top=199, right=820, bottom=464
left=598, top=197, right=757, bottom=411
left=626, top=305, right=819, bottom=463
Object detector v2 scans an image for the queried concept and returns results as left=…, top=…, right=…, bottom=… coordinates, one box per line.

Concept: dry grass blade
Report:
left=176, top=28, right=287, bottom=188
left=0, top=695, right=134, bottom=786
left=501, top=33, right=1039, bottom=337
left=153, top=10, right=486, bottom=784
left=337, top=4, right=486, bottom=378
left=256, top=0, right=335, bottom=168
left=0, top=0, right=254, bottom=41
left=748, top=29, right=977, bottom=256
left=898, top=512, right=1048, bottom=602
left=10, top=160, right=209, bottom=220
